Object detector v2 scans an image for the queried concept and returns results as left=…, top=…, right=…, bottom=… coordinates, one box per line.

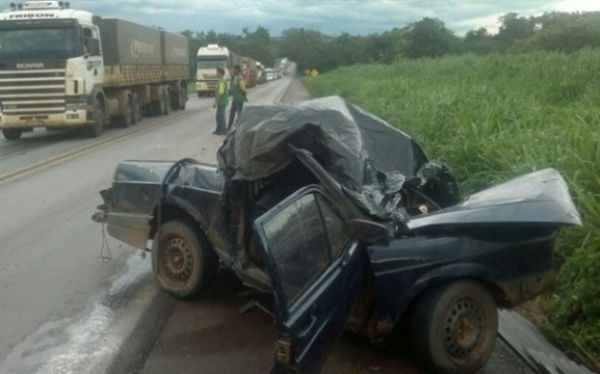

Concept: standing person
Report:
left=228, top=65, right=247, bottom=130
left=212, top=67, right=228, bottom=135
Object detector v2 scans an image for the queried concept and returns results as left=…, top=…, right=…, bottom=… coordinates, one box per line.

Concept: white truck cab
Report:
left=195, top=44, right=231, bottom=97
left=0, top=1, right=104, bottom=139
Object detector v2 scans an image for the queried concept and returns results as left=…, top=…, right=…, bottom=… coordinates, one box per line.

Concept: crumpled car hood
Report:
left=406, top=168, right=582, bottom=229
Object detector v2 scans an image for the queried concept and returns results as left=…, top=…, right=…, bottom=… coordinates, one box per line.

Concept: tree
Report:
left=522, top=12, right=600, bottom=53
left=404, top=17, right=460, bottom=58
left=496, top=13, right=535, bottom=51
left=277, top=28, right=329, bottom=72
left=463, top=27, right=498, bottom=54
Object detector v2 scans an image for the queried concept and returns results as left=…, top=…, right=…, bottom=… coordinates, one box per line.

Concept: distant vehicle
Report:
left=0, top=1, right=189, bottom=140
left=196, top=44, right=240, bottom=97
left=95, top=96, right=581, bottom=374
left=241, top=56, right=257, bottom=88
left=265, top=68, right=275, bottom=81
left=256, top=61, right=266, bottom=85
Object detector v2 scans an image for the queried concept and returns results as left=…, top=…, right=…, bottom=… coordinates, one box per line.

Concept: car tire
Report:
left=151, top=220, right=218, bottom=299
left=2, top=128, right=22, bottom=140
left=409, top=280, right=498, bottom=374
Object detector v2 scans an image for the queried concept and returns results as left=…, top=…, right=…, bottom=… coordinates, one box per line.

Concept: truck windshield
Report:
left=0, top=27, right=81, bottom=59
left=197, top=58, right=228, bottom=69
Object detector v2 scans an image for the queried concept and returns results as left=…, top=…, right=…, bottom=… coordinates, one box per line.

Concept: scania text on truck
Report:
left=0, top=1, right=189, bottom=140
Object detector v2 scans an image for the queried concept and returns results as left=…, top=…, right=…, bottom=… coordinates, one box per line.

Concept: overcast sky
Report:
left=46, top=1, right=600, bottom=35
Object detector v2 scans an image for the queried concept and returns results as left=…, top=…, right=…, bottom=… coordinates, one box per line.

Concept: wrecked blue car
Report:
left=95, top=96, right=581, bottom=373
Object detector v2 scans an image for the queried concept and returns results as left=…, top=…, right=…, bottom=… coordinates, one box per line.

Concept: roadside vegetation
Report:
left=302, top=50, right=600, bottom=369
left=179, top=11, right=600, bottom=367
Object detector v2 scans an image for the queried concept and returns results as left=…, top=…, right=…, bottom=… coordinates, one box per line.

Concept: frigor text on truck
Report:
left=0, top=1, right=189, bottom=140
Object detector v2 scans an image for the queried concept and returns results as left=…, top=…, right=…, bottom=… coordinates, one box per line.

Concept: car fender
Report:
left=371, top=263, right=505, bottom=337
left=150, top=192, right=210, bottom=238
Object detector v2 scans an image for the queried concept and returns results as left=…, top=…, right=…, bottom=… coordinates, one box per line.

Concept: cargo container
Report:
left=0, top=1, right=189, bottom=140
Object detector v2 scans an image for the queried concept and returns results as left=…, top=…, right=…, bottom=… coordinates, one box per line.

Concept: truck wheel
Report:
left=175, top=86, right=186, bottom=110
left=152, top=220, right=218, bottom=299
left=197, top=92, right=203, bottom=98
left=409, top=280, right=497, bottom=374
left=86, top=98, right=105, bottom=137
left=2, top=129, right=22, bottom=140
left=162, top=90, right=171, bottom=115
left=116, top=96, right=133, bottom=128
left=132, top=93, right=141, bottom=124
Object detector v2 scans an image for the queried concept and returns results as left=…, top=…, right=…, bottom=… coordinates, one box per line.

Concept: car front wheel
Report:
left=151, top=220, right=218, bottom=299
left=409, top=280, right=498, bottom=374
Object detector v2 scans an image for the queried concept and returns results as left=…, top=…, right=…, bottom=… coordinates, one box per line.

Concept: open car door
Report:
left=254, top=187, right=367, bottom=373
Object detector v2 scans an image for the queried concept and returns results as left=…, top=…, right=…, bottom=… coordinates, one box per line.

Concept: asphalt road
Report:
left=0, top=76, right=292, bottom=373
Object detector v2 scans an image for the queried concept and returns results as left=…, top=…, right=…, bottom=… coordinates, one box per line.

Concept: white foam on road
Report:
left=0, top=254, right=151, bottom=374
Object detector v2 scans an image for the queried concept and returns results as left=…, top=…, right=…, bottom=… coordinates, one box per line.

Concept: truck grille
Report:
left=0, top=69, right=66, bottom=115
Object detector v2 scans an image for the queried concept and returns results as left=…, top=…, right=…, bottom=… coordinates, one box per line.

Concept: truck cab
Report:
left=0, top=1, right=103, bottom=139
left=195, top=44, right=231, bottom=97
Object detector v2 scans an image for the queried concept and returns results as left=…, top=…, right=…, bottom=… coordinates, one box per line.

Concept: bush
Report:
left=303, top=50, right=600, bottom=364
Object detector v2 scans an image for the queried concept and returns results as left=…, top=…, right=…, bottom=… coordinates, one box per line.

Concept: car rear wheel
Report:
left=409, top=280, right=497, bottom=374
left=151, top=220, right=218, bottom=299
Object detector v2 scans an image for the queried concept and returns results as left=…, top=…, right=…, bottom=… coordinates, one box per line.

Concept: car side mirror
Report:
left=350, top=219, right=391, bottom=246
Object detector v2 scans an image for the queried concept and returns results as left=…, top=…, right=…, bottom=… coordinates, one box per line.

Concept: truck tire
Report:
left=174, top=86, right=186, bottom=110
left=162, top=90, right=171, bottom=115
left=86, top=97, right=105, bottom=137
left=2, top=129, right=22, bottom=140
left=116, top=96, right=133, bottom=128
left=152, top=92, right=165, bottom=116
left=409, top=280, right=497, bottom=374
left=132, top=93, right=141, bottom=124
left=151, top=220, right=218, bottom=299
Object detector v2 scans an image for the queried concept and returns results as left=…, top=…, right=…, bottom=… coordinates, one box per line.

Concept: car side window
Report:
left=316, top=195, right=351, bottom=259
left=263, top=193, right=331, bottom=306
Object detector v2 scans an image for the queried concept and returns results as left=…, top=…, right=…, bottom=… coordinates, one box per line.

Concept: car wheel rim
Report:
left=163, top=237, right=193, bottom=282
left=443, top=297, right=484, bottom=359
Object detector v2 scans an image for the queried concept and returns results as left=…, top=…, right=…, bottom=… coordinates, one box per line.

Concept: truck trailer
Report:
left=0, top=1, right=189, bottom=140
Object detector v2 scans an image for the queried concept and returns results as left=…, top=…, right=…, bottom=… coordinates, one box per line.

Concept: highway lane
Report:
left=0, top=77, right=292, bottom=373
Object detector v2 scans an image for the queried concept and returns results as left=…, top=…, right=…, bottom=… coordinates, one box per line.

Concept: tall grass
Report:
left=304, top=50, right=600, bottom=366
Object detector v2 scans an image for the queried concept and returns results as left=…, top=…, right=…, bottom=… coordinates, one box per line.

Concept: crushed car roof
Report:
left=217, top=96, right=433, bottom=221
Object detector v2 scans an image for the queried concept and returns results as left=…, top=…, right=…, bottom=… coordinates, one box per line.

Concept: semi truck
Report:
left=195, top=44, right=241, bottom=97
left=0, top=1, right=189, bottom=140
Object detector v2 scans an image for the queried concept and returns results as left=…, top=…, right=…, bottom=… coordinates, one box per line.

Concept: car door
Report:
left=254, top=187, right=367, bottom=373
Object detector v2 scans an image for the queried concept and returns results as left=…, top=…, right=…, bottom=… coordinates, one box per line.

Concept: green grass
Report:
left=303, top=50, right=600, bottom=367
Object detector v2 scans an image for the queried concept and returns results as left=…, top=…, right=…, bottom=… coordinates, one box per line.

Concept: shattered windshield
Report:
left=0, top=26, right=81, bottom=59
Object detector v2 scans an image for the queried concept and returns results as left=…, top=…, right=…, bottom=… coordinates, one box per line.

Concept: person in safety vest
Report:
left=212, top=67, right=229, bottom=135
left=228, top=65, right=248, bottom=129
